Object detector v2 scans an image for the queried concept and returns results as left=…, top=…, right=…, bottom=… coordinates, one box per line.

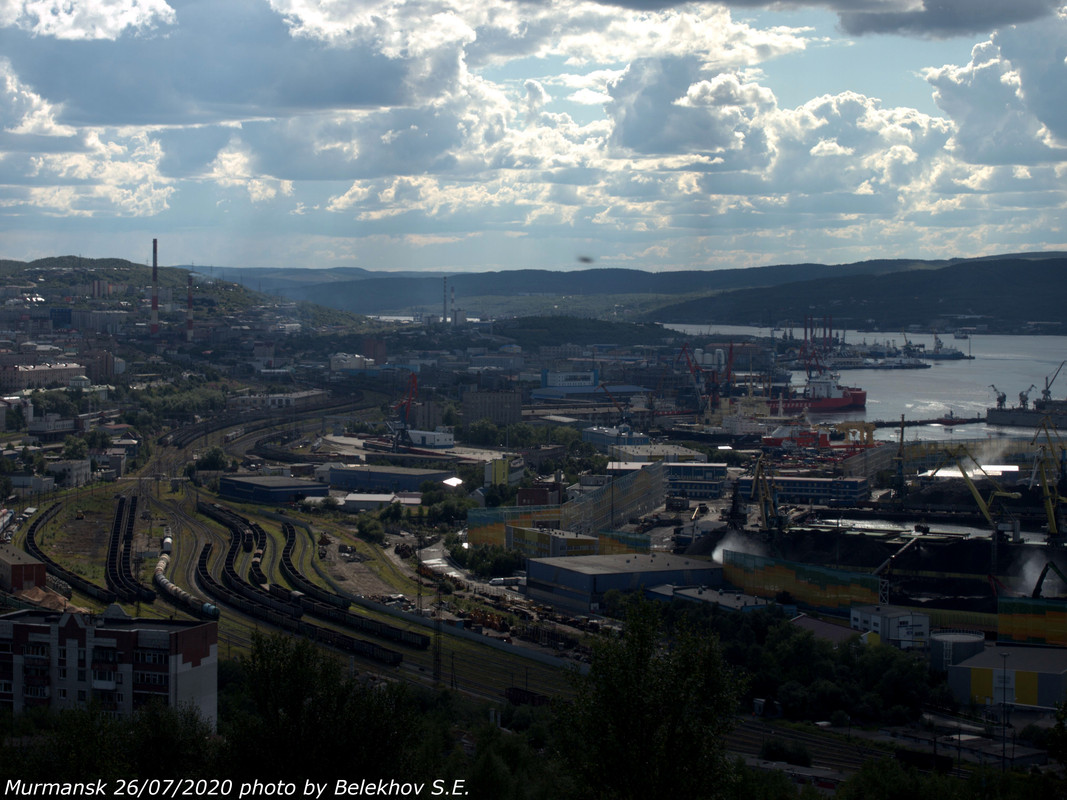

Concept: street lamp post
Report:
left=1000, top=651, right=1010, bottom=772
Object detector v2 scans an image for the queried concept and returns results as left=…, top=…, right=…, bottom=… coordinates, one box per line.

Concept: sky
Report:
left=1, top=0, right=1065, bottom=273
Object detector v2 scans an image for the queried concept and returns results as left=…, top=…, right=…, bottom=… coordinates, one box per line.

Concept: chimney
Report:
left=186, top=273, right=194, bottom=342
left=151, top=238, right=159, bottom=337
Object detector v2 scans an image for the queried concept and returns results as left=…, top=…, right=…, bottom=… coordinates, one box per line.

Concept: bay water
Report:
left=666, top=325, right=1067, bottom=443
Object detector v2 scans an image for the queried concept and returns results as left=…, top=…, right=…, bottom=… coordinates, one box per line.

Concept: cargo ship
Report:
left=772, top=373, right=867, bottom=414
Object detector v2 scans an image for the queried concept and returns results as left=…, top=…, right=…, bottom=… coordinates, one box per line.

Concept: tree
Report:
left=555, top=598, right=742, bottom=800
left=62, top=435, right=88, bottom=460
left=1049, top=701, right=1067, bottom=766
left=195, top=446, right=228, bottom=471
left=6, top=403, right=25, bottom=431
left=224, top=632, right=419, bottom=780
left=83, top=428, right=113, bottom=451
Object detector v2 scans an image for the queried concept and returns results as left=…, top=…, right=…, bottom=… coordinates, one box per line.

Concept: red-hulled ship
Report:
left=772, top=373, right=867, bottom=414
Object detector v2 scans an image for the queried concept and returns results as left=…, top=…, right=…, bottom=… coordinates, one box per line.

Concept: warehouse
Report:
left=526, top=553, right=722, bottom=613
left=325, top=463, right=455, bottom=493
left=947, top=644, right=1067, bottom=711
left=217, top=475, right=330, bottom=505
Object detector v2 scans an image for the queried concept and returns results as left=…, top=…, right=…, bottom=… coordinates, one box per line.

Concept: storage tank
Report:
left=929, top=630, right=985, bottom=672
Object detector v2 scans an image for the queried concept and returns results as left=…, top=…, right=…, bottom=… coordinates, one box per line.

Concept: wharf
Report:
left=870, top=416, right=983, bottom=429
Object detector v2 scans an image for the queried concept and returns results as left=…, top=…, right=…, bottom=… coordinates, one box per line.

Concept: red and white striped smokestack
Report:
left=151, top=238, right=159, bottom=336
left=186, top=273, right=194, bottom=342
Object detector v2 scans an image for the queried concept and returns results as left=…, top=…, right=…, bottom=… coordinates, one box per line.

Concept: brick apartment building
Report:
left=0, top=606, right=217, bottom=726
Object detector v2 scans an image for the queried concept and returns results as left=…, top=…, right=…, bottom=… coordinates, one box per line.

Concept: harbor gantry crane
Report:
left=929, top=445, right=1021, bottom=577
left=1042, top=360, right=1067, bottom=403
left=676, top=342, right=709, bottom=419
left=597, top=382, right=629, bottom=427
left=389, top=372, right=418, bottom=450
left=874, top=536, right=922, bottom=605
left=750, top=454, right=786, bottom=535
left=1028, top=419, right=1067, bottom=546
left=1019, top=384, right=1037, bottom=409
left=892, top=414, right=908, bottom=502
left=990, top=385, right=1007, bottom=410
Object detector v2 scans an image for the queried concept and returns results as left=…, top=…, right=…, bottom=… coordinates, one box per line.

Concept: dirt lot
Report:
left=313, top=530, right=412, bottom=600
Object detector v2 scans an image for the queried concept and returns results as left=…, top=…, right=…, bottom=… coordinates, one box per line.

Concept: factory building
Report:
left=611, top=442, right=705, bottom=463
left=325, top=463, right=455, bottom=493
left=947, top=645, right=1067, bottom=712
left=526, top=553, right=722, bottom=613
left=461, top=389, right=522, bottom=427
left=0, top=605, right=217, bottom=726
left=850, top=604, right=930, bottom=650
left=582, top=425, right=651, bottom=452
left=665, top=462, right=729, bottom=500
left=217, top=475, right=330, bottom=505
left=735, top=475, right=869, bottom=506
left=505, top=525, right=599, bottom=559
left=0, top=544, right=46, bottom=593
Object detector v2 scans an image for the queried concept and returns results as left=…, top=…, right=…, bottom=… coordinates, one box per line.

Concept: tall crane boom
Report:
left=676, top=342, right=708, bottom=415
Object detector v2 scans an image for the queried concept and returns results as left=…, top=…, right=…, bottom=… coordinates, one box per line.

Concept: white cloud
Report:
left=0, top=57, right=75, bottom=135
left=208, top=137, right=291, bottom=203
left=1, top=0, right=175, bottom=40
left=0, top=0, right=1063, bottom=269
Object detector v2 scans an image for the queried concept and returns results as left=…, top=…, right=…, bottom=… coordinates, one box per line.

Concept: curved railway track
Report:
left=105, top=495, right=155, bottom=604
left=194, top=502, right=405, bottom=668
left=23, top=502, right=117, bottom=606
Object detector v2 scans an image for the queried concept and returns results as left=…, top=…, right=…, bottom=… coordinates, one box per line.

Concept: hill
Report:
left=3, top=251, right=1063, bottom=334
left=649, top=257, right=1067, bottom=332
left=218, top=252, right=1066, bottom=333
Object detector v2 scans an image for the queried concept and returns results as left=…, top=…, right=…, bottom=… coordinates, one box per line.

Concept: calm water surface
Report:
left=666, top=325, right=1067, bottom=442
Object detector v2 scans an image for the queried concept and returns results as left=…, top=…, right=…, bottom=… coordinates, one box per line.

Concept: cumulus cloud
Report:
left=923, top=18, right=1067, bottom=164
left=0, top=57, right=75, bottom=136
left=0, top=0, right=1064, bottom=269
left=835, top=0, right=1061, bottom=38
left=585, top=0, right=1062, bottom=39
left=523, top=79, right=551, bottom=124
left=0, top=0, right=175, bottom=40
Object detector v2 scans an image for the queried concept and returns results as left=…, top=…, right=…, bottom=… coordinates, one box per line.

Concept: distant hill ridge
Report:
left=1, top=251, right=1063, bottom=332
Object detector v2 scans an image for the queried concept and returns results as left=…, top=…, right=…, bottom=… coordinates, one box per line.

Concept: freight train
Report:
left=106, top=495, right=154, bottom=604
left=153, top=553, right=219, bottom=619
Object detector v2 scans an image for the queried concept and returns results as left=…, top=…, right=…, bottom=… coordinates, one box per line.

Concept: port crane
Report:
left=874, top=535, right=922, bottom=605
left=892, top=414, right=908, bottom=502
left=749, top=454, right=787, bottom=534
left=1031, top=561, right=1067, bottom=599
left=990, top=385, right=1007, bottom=410
left=597, top=382, right=630, bottom=426
left=675, top=343, right=709, bottom=418
left=1042, top=360, right=1067, bottom=403
left=1028, top=419, right=1067, bottom=545
left=1019, top=384, right=1037, bottom=409
left=389, top=372, right=418, bottom=450
left=929, top=446, right=1021, bottom=576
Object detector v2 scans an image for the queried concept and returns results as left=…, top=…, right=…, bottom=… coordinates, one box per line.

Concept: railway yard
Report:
left=9, top=400, right=582, bottom=707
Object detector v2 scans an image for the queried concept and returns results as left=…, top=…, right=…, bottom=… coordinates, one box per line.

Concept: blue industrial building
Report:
left=217, top=475, right=330, bottom=505
left=526, top=553, right=722, bottom=612
left=327, top=463, right=455, bottom=492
